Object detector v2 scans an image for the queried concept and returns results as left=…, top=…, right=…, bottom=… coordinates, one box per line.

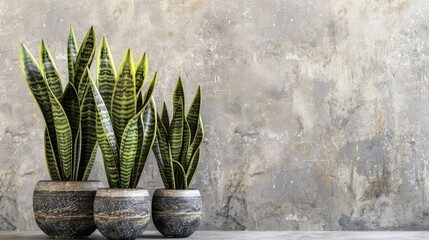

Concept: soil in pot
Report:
left=33, top=180, right=104, bottom=239
left=94, top=188, right=150, bottom=240
left=152, top=189, right=202, bottom=238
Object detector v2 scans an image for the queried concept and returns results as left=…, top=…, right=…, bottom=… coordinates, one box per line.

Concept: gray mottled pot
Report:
left=94, top=188, right=150, bottom=240
left=152, top=189, right=202, bottom=238
left=33, top=180, right=104, bottom=239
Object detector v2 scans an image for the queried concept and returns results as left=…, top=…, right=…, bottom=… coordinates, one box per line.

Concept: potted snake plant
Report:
left=91, top=37, right=157, bottom=240
left=152, top=78, right=204, bottom=238
left=19, top=26, right=103, bottom=239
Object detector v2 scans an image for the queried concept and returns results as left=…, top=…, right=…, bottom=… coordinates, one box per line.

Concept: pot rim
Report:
left=153, top=188, right=201, bottom=197
left=96, top=188, right=149, bottom=197
left=37, top=180, right=102, bottom=182
left=154, top=188, right=199, bottom=191
left=35, top=180, right=104, bottom=191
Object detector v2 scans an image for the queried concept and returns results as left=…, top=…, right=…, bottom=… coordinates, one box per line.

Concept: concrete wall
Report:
left=1, top=0, right=429, bottom=231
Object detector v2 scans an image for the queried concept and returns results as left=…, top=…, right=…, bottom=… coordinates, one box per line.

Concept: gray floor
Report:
left=1, top=231, right=429, bottom=239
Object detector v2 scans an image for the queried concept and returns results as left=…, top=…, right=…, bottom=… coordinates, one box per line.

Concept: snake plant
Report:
left=19, top=26, right=98, bottom=181
left=153, top=78, right=204, bottom=189
left=90, top=37, right=157, bottom=188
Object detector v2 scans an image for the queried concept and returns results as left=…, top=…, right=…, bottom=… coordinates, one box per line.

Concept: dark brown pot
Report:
left=152, top=189, right=202, bottom=238
left=33, top=180, right=104, bottom=239
left=94, top=188, right=150, bottom=240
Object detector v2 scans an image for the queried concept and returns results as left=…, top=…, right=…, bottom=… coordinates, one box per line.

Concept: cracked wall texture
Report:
left=1, top=0, right=429, bottom=231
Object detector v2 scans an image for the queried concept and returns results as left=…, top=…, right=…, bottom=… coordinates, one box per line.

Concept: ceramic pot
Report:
left=33, top=180, right=104, bottom=239
left=152, top=189, right=202, bottom=238
left=94, top=188, right=150, bottom=240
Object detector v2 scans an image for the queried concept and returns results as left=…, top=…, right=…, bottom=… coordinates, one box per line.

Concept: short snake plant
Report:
left=20, top=26, right=98, bottom=181
left=153, top=79, right=204, bottom=189
left=90, top=37, right=157, bottom=188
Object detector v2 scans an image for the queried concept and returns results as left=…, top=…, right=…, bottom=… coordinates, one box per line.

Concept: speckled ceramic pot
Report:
left=94, top=188, right=150, bottom=240
left=33, top=180, right=104, bottom=239
left=152, top=189, right=202, bottom=238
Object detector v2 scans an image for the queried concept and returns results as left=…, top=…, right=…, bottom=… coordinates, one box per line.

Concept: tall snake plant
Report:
left=90, top=37, right=157, bottom=188
left=153, top=79, right=204, bottom=189
left=20, top=26, right=98, bottom=181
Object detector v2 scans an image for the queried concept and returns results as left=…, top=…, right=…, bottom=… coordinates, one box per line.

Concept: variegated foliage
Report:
left=92, top=38, right=157, bottom=188
left=153, top=79, right=204, bottom=189
left=20, top=26, right=97, bottom=181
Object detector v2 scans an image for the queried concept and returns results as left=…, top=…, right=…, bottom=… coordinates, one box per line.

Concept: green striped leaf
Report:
left=77, top=67, right=91, bottom=102
left=39, top=40, right=63, bottom=98
left=91, top=81, right=120, bottom=188
left=186, top=117, right=204, bottom=180
left=173, top=77, right=185, bottom=114
left=74, top=26, right=95, bottom=88
left=152, top=134, right=169, bottom=188
left=61, top=83, right=80, bottom=179
left=67, top=26, right=78, bottom=84
left=187, top=86, right=201, bottom=142
left=119, top=108, right=146, bottom=188
left=132, top=116, right=143, bottom=184
left=48, top=88, right=73, bottom=181
left=73, top=128, right=80, bottom=180
left=44, top=128, right=61, bottom=180
left=172, top=160, right=188, bottom=189
left=169, top=97, right=184, bottom=163
left=141, top=72, right=157, bottom=110
left=20, top=44, right=60, bottom=181
left=131, top=98, right=157, bottom=188
left=180, top=119, right=191, bottom=171
left=152, top=119, right=174, bottom=189
left=78, top=83, right=98, bottom=181
left=96, top=36, right=116, bottom=113
left=111, top=49, right=136, bottom=145
left=161, top=102, right=170, bottom=134
left=186, top=149, right=200, bottom=186
left=135, top=52, right=148, bottom=93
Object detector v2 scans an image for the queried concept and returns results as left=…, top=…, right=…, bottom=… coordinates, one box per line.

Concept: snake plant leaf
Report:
left=44, top=128, right=61, bottom=180
left=180, top=119, right=191, bottom=170
left=161, top=102, right=170, bottom=134
left=61, top=83, right=80, bottom=178
left=135, top=72, right=157, bottom=113
left=20, top=44, right=60, bottom=179
left=78, top=83, right=98, bottom=181
left=119, top=107, right=147, bottom=188
left=187, top=86, right=201, bottom=141
left=153, top=115, right=175, bottom=189
left=39, top=40, right=63, bottom=98
left=132, top=93, right=144, bottom=183
left=135, top=52, right=148, bottom=93
left=173, top=77, right=185, bottom=114
left=131, top=98, right=157, bottom=188
left=77, top=67, right=91, bottom=102
left=186, top=117, right=204, bottom=177
left=186, top=149, right=200, bottom=186
left=141, top=72, right=157, bottom=110
left=152, top=134, right=169, bottom=188
left=170, top=97, right=184, bottom=164
left=68, top=26, right=78, bottom=84
left=112, top=49, right=136, bottom=145
left=48, top=88, right=73, bottom=181
left=73, top=128, right=81, bottom=180
left=172, top=160, right=188, bottom=189
left=132, top=116, right=143, bottom=183
left=74, top=26, right=95, bottom=88
left=97, top=36, right=116, bottom=112
left=91, top=80, right=120, bottom=188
